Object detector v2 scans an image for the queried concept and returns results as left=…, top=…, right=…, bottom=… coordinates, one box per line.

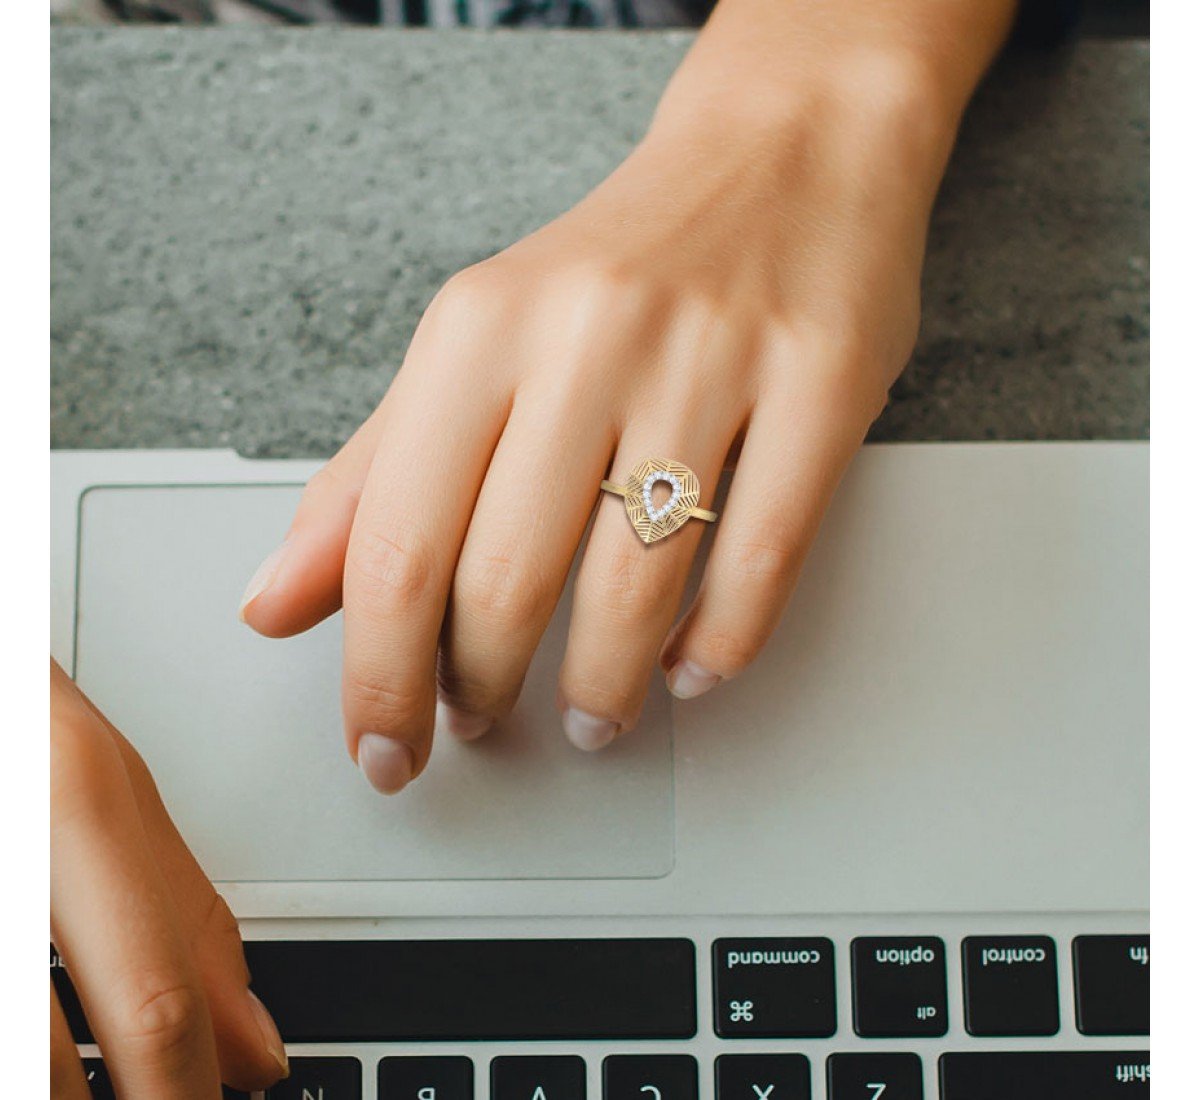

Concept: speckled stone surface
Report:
left=51, top=29, right=1148, bottom=455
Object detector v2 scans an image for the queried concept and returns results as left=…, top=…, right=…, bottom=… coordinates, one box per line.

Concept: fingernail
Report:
left=666, top=659, right=722, bottom=700
left=239, top=541, right=290, bottom=621
left=437, top=699, right=492, bottom=741
left=356, top=732, right=415, bottom=794
left=246, top=989, right=289, bottom=1077
left=562, top=708, right=619, bottom=752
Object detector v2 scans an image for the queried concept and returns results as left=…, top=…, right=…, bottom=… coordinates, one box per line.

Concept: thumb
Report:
left=77, top=681, right=290, bottom=1092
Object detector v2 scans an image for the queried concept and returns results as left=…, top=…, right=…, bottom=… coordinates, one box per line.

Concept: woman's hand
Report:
left=239, top=0, right=1015, bottom=793
left=50, top=660, right=288, bottom=1097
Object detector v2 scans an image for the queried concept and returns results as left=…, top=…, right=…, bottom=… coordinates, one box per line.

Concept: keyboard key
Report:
left=961, top=935, right=1059, bottom=1036
left=604, top=1056, right=697, bottom=1100
left=826, top=1053, right=922, bottom=1100
left=938, top=1051, right=1150, bottom=1099
left=246, top=939, right=696, bottom=1041
left=82, top=1060, right=114, bottom=1100
left=715, top=1054, right=811, bottom=1100
left=380, top=1056, right=474, bottom=1100
left=712, top=938, right=835, bottom=1037
left=267, top=1057, right=361, bottom=1099
left=52, top=943, right=93, bottom=1043
left=1073, top=935, right=1150, bottom=1035
left=492, top=1056, right=586, bottom=1100
left=81, top=1059, right=248, bottom=1099
left=851, top=937, right=947, bottom=1038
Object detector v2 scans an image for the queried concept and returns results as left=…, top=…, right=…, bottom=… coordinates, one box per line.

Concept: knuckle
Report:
left=579, top=546, right=667, bottom=625
left=117, top=977, right=208, bottom=1061
left=349, top=529, right=437, bottom=609
left=344, top=669, right=428, bottom=729
left=724, top=538, right=796, bottom=585
left=455, top=551, right=554, bottom=629
left=188, top=890, right=251, bottom=984
left=423, top=263, right=508, bottom=338
left=692, top=623, right=766, bottom=675
left=438, top=663, right=522, bottom=716
left=302, top=462, right=360, bottom=510
left=561, top=667, right=645, bottom=728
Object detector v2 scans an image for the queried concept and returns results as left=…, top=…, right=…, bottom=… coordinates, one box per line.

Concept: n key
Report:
left=267, top=1057, right=362, bottom=1099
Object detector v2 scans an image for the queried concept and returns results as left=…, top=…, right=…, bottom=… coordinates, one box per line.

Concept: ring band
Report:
left=600, top=458, right=718, bottom=544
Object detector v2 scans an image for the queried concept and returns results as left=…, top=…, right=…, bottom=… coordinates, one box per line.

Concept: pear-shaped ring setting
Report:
left=600, top=458, right=718, bottom=544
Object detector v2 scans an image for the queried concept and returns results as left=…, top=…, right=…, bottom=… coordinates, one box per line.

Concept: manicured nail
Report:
left=436, top=700, right=492, bottom=741
left=356, top=733, right=415, bottom=794
left=666, top=659, right=721, bottom=700
left=562, top=708, right=619, bottom=752
left=246, top=989, right=289, bottom=1077
left=239, top=541, right=289, bottom=621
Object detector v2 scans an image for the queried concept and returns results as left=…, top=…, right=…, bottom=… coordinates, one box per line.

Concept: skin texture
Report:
left=49, top=661, right=289, bottom=1098
left=240, top=0, right=1019, bottom=791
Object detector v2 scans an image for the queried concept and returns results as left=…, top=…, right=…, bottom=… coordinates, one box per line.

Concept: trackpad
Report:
left=74, top=485, right=674, bottom=882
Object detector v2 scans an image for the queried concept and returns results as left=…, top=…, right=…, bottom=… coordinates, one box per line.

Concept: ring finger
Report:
left=558, top=403, right=743, bottom=749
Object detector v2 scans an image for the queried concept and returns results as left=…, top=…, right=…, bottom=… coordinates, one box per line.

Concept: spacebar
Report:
left=244, top=938, right=697, bottom=1042
left=939, top=1051, right=1151, bottom=1099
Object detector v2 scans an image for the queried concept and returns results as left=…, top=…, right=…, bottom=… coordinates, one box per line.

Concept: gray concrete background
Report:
left=50, top=30, right=1148, bottom=455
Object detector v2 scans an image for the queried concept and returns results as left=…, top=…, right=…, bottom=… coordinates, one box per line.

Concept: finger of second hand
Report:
left=341, top=342, right=510, bottom=793
left=89, top=714, right=289, bottom=1088
left=51, top=983, right=90, bottom=1100
left=558, top=414, right=738, bottom=749
left=51, top=677, right=222, bottom=1099
left=439, top=389, right=616, bottom=734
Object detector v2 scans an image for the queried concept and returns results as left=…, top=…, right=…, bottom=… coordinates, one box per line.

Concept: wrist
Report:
left=645, top=0, right=1015, bottom=180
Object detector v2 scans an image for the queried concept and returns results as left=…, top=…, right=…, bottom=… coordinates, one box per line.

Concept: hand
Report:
left=239, top=1, right=1015, bottom=792
left=49, top=660, right=288, bottom=1097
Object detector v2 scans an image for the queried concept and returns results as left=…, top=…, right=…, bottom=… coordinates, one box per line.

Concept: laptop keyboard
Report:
left=55, top=927, right=1150, bottom=1099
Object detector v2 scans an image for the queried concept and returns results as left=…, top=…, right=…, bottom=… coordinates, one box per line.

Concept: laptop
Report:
left=49, top=442, right=1150, bottom=1100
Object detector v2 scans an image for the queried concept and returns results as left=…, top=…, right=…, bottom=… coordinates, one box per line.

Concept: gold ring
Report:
left=600, top=458, right=718, bottom=544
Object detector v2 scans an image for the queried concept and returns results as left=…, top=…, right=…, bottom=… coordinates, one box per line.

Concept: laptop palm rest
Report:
left=65, top=444, right=1148, bottom=915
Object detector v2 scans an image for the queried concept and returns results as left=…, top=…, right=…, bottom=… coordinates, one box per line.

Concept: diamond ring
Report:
left=600, top=458, right=718, bottom=544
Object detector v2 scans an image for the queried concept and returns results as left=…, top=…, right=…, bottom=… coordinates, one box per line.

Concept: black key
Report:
left=604, top=1056, right=697, bottom=1100
left=380, top=1056, right=474, bottom=1100
left=715, top=1054, right=811, bottom=1100
left=492, top=1056, right=586, bottom=1100
left=267, top=1057, right=361, bottom=1099
left=712, top=938, right=835, bottom=1038
left=1073, top=935, right=1150, bottom=1035
left=82, top=1060, right=115, bottom=1100
left=246, top=939, right=696, bottom=1041
left=826, top=1053, right=922, bottom=1100
left=939, top=1051, right=1150, bottom=1099
left=961, top=935, right=1059, bottom=1036
left=81, top=1059, right=248, bottom=1099
left=52, top=943, right=93, bottom=1043
left=851, top=937, right=947, bottom=1038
